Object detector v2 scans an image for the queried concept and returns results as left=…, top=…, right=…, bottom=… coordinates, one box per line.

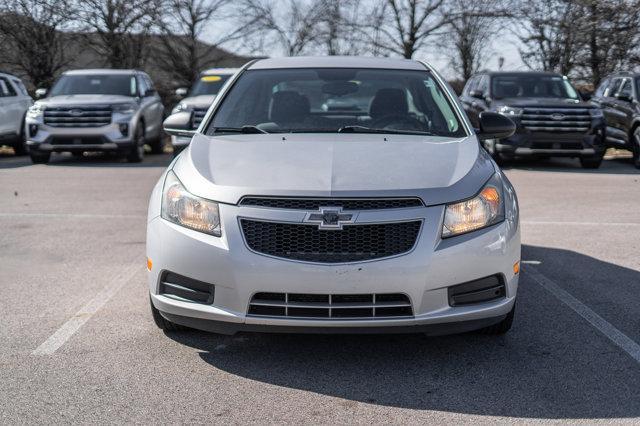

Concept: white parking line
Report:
left=0, top=213, right=144, bottom=219
left=526, top=266, right=640, bottom=364
left=32, top=263, right=142, bottom=356
left=523, top=220, right=640, bottom=227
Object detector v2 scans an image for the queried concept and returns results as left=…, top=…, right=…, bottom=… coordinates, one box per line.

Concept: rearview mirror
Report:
left=175, top=87, right=188, bottom=99
left=163, top=111, right=196, bottom=138
left=477, top=112, right=515, bottom=141
left=35, top=88, right=47, bottom=99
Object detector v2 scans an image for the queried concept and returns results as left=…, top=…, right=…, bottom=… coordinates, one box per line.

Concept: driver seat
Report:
left=369, top=88, right=409, bottom=120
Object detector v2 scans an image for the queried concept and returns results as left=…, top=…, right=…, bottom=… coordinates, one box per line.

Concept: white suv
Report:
left=0, top=72, right=32, bottom=155
left=25, top=69, right=165, bottom=164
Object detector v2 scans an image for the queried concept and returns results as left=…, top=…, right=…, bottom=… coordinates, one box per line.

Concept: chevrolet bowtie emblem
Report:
left=304, top=207, right=356, bottom=230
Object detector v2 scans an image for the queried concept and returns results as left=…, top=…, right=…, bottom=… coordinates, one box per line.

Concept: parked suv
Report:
left=170, top=68, right=238, bottom=156
left=591, top=72, right=640, bottom=168
left=460, top=71, right=606, bottom=168
left=25, top=69, right=164, bottom=164
left=150, top=57, right=521, bottom=337
left=0, top=71, right=32, bottom=155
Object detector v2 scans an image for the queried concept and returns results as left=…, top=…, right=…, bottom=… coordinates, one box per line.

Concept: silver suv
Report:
left=25, top=69, right=164, bottom=163
left=0, top=71, right=32, bottom=155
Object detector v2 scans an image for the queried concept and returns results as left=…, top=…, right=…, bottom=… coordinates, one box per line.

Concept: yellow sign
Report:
left=201, top=75, right=222, bottom=82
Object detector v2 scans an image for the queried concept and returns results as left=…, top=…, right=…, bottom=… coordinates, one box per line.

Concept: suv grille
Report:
left=239, top=197, right=424, bottom=210
left=521, top=107, right=591, bottom=132
left=248, top=292, right=413, bottom=319
left=240, top=219, right=422, bottom=263
left=192, top=108, right=208, bottom=129
left=44, top=106, right=112, bottom=128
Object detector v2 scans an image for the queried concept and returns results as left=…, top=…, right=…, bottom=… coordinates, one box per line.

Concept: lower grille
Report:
left=159, top=271, right=215, bottom=304
left=44, top=106, right=112, bottom=128
left=240, top=219, right=422, bottom=263
left=192, top=108, right=208, bottom=129
left=248, top=292, right=413, bottom=319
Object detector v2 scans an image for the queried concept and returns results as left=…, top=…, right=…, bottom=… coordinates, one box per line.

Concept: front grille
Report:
left=521, top=107, right=591, bottom=132
left=192, top=108, right=208, bottom=129
left=239, top=197, right=424, bottom=210
left=248, top=292, right=413, bottom=319
left=240, top=219, right=422, bottom=263
left=44, top=106, right=112, bottom=128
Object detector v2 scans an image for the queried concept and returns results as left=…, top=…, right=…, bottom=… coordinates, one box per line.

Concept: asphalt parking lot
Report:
left=1, top=152, right=639, bottom=424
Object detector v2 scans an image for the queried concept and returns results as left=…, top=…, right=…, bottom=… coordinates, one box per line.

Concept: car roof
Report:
left=63, top=69, right=143, bottom=76
left=482, top=71, right=564, bottom=78
left=0, top=70, right=20, bottom=79
left=201, top=68, right=239, bottom=75
left=606, top=71, right=639, bottom=79
left=247, top=56, right=427, bottom=71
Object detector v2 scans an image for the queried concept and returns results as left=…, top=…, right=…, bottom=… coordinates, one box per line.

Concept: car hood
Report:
left=181, top=95, right=216, bottom=109
left=493, top=98, right=595, bottom=109
left=37, top=94, right=136, bottom=106
left=172, top=133, right=496, bottom=206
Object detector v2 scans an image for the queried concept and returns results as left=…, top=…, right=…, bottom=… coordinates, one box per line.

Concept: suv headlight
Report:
left=112, top=103, right=137, bottom=115
left=171, top=102, right=192, bottom=114
left=27, top=103, right=44, bottom=118
left=161, top=170, right=221, bottom=236
left=442, top=174, right=505, bottom=238
left=497, top=106, right=523, bottom=117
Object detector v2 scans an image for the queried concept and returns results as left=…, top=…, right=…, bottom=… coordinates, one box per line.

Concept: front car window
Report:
left=190, top=74, right=233, bottom=96
left=207, top=68, right=465, bottom=137
left=491, top=74, right=579, bottom=100
left=50, top=74, right=137, bottom=97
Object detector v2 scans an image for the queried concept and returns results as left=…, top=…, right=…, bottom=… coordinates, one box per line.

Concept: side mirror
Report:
left=163, top=111, right=196, bottom=138
left=144, top=88, right=157, bottom=97
left=477, top=112, right=516, bottom=141
left=615, top=92, right=632, bottom=102
left=579, top=90, right=592, bottom=101
left=35, top=88, right=47, bottom=99
left=175, top=87, right=188, bottom=99
left=469, top=90, right=485, bottom=100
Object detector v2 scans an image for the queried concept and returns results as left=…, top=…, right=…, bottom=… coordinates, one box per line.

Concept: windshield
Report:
left=491, top=75, right=579, bottom=100
left=206, top=68, right=466, bottom=137
left=190, top=74, right=232, bottom=96
left=50, top=74, right=137, bottom=97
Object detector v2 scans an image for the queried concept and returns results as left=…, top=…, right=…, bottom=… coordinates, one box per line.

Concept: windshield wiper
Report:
left=212, top=125, right=267, bottom=134
left=337, top=125, right=433, bottom=136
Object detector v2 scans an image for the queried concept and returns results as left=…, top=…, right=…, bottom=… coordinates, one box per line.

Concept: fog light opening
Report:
left=29, top=124, right=38, bottom=137
left=119, top=123, right=129, bottom=136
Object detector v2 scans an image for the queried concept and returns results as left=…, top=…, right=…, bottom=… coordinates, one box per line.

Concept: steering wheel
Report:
left=370, top=114, right=426, bottom=131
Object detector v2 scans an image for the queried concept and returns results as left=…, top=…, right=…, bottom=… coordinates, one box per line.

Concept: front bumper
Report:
left=496, top=123, right=606, bottom=158
left=25, top=118, right=136, bottom=152
left=147, top=199, right=521, bottom=335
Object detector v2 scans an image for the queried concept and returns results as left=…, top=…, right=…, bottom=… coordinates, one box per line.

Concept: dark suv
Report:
left=590, top=72, right=640, bottom=168
left=460, top=71, right=606, bottom=168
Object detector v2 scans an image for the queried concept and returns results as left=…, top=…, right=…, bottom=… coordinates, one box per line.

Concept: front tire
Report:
left=579, top=150, right=604, bottom=169
left=477, top=304, right=515, bottom=335
left=632, top=127, right=640, bottom=169
left=29, top=150, right=50, bottom=164
left=13, top=121, right=27, bottom=156
left=150, top=297, right=186, bottom=332
left=147, top=134, right=164, bottom=154
left=126, top=124, right=145, bottom=163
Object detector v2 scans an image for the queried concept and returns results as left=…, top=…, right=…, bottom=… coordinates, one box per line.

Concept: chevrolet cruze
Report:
left=147, top=56, right=520, bottom=336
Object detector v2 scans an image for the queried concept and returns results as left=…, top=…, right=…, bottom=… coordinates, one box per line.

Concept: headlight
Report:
left=27, top=103, right=44, bottom=118
left=497, top=106, right=523, bottom=117
left=589, top=108, right=604, bottom=118
left=161, top=170, right=221, bottom=236
left=171, top=102, right=192, bottom=114
left=442, top=174, right=505, bottom=238
left=112, top=103, right=137, bottom=115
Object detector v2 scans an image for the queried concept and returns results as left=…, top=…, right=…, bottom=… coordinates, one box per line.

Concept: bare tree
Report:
left=578, top=0, right=640, bottom=86
left=237, top=0, right=328, bottom=56
left=443, top=0, right=508, bottom=80
left=79, top=0, right=161, bottom=68
left=362, top=0, right=451, bottom=59
left=314, top=0, right=364, bottom=55
left=0, top=0, right=76, bottom=88
left=157, top=0, right=244, bottom=87
left=513, top=0, right=584, bottom=76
